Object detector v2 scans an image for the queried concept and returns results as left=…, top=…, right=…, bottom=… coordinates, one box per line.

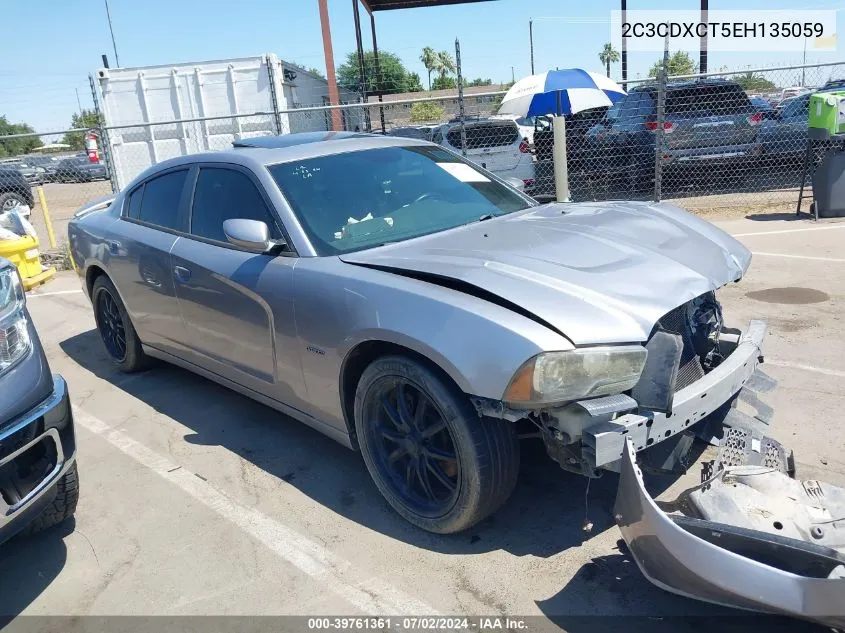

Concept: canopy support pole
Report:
left=553, top=91, right=570, bottom=203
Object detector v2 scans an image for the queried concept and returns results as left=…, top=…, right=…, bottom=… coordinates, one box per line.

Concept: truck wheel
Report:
left=354, top=355, right=520, bottom=534
left=92, top=275, right=151, bottom=372
left=20, top=463, right=79, bottom=536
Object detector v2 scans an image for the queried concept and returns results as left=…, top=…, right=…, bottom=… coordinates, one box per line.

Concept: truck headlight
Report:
left=0, top=262, right=31, bottom=375
left=503, top=346, right=647, bottom=406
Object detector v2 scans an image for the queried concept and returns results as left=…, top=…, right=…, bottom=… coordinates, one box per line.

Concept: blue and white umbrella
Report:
left=498, top=69, right=627, bottom=202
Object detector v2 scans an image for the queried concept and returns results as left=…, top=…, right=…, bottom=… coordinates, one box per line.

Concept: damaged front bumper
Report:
left=614, top=439, right=845, bottom=628
left=580, top=320, right=767, bottom=472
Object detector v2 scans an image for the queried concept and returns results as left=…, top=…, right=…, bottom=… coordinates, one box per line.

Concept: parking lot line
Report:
left=751, top=252, right=845, bottom=263
left=27, top=289, right=84, bottom=298
left=767, top=359, right=845, bottom=378
left=74, top=408, right=439, bottom=616
left=732, top=224, right=845, bottom=238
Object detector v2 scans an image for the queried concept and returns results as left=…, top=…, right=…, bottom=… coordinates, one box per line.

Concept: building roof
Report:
left=366, top=84, right=507, bottom=104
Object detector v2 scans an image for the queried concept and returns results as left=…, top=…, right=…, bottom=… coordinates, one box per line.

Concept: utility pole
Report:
left=621, top=0, right=627, bottom=87
left=700, top=0, right=708, bottom=73
left=318, top=0, right=343, bottom=131
left=103, top=0, right=120, bottom=67
left=511, top=66, right=515, bottom=83
left=802, top=37, right=807, bottom=85
left=529, top=19, right=535, bottom=74
left=75, top=89, right=83, bottom=114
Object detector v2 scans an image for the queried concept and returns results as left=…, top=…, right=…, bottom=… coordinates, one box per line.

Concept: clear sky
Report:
left=2, top=0, right=843, bottom=132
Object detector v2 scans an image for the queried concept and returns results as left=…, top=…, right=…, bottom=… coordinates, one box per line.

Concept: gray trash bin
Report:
left=812, top=147, right=845, bottom=218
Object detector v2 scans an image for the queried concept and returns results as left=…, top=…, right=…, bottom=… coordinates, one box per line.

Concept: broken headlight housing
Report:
left=0, top=261, right=31, bottom=376
left=503, top=346, right=648, bottom=407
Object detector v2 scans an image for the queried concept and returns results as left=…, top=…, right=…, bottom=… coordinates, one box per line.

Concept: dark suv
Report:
left=0, top=258, right=78, bottom=545
left=584, top=78, right=763, bottom=191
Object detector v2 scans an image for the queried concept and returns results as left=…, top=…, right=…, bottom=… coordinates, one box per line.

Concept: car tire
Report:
left=20, top=463, right=79, bottom=537
left=354, top=355, right=520, bottom=534
left=0, top=191, right=29, bottom=214
left=92, top=275, right=151, bottom=372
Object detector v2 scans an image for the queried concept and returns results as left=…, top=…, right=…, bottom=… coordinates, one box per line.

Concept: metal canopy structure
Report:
left=318, top=0, right=499, bottom=131
left=360, top=0, right=495, bottom=10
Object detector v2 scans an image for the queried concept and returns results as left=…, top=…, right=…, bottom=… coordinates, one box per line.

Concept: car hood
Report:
left=339, top=201, right=751, bottom=345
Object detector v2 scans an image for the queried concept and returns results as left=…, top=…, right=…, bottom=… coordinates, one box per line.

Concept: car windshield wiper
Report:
left=477, top=214, right=494, bottom=222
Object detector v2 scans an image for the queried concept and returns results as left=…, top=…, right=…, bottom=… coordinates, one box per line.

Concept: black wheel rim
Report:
left=363, top=378, right=461, bottom=517
left=96, top=290, right=127, bottom=361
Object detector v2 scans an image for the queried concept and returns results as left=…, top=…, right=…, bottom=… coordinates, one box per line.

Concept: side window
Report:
left=137, top=170, right=189, bottom=230
left=126, top=185, right=144, bottom=219
left=190, top=167, right=280, bottom=243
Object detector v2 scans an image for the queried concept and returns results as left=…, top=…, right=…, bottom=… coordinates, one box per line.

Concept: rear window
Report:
left=446, top=123, right=519, bottom=149
left=665, top=83, right=753, bottom=116
left=137, top=170, right=188, bottom=230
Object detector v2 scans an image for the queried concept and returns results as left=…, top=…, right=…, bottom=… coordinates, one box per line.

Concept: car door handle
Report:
left=106, top=239, right=120, bottom=255
left=173, top=266, right=192, bottom=284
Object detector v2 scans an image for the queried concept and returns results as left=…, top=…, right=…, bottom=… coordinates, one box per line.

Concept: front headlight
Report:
left=503, top=346, right=647, bottom=406
left=0, top=262, right=31, bottom=374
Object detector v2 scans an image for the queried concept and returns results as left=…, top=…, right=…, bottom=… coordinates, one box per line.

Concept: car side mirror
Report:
left=223, top=218, right=275, bottom=253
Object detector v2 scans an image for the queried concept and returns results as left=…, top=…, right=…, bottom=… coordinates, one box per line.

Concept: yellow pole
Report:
left=36, top=186, right=57, bottom=249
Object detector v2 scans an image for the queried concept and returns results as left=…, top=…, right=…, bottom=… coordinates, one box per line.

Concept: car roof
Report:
left=631, top=78, right=742, bottom=93
left=123, top=132, right=434, bottom=186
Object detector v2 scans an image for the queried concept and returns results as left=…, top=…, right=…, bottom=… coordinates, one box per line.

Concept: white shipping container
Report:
left=95, top=54, right=362, bottom=189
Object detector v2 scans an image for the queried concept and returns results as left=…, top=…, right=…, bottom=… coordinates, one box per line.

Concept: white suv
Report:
left=432, top=119, right=535, bottom=186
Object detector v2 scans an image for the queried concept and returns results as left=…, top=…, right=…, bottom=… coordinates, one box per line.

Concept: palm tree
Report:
left=420, top=47, right=439, bottom=90
left=598, top=43, right=620, bottom=78
left=436, top=50, right=456, bottom=81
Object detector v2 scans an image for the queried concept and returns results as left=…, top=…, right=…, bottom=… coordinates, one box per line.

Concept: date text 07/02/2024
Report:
left=307, top=617, right=528, bottom=630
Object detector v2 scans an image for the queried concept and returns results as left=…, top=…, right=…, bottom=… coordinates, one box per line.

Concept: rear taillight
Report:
left=645, top=121, right=674, bottom=133
left=519, top=138, right=531, bottom=153
left=747, top=112, right=763, bottom=126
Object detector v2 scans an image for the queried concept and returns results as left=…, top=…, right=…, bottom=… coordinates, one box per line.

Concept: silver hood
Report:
left=340, top=201, right=751, bottom=345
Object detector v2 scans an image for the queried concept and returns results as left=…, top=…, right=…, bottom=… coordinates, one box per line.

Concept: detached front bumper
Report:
left=580, top=320, right=766, bottom=471
left=615, top=440, right=845, bottom=628
left=0, top=375, right=75, bottom=545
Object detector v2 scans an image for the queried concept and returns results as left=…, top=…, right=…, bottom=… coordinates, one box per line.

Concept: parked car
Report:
left=431, top=118, right=535, bottom=185
left=490, top=114, right=552, bottom=147
left=17, top=155, right=61, bottom=183
left=56, top=156, right=109, bottom=183
left=749, top=96, right=777, bottom=119
left=0, top=166, right=35, bottom=217
left=0, top=258, right=78, bottom=545
left=580, top=78, right=764, bottom=191
left=0, top=158, right=46, bottom=186
left=387, top=125, right=438, bottom=142
left=68, top=131, right=762, bottom=534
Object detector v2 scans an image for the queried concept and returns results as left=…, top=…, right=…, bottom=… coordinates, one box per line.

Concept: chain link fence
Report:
left=2, top=59, right=842, bottom=253
left=0, top=131, right=112, bottom=252
left=531, top=61, right=845, bottom=215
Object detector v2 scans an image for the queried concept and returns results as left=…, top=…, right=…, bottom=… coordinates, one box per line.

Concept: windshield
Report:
left=268, top=145, right=533, bottom=255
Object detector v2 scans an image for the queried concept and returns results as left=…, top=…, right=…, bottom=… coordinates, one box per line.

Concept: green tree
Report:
left=420, top=46, right=439, bottom=90
left=337, top=50, right=418, bottom=95
left=436, top=50, right=456, bottom=82
left=598, top=43, right=620, bottom=78
left=465, top=78, right=493, bottom=87
left=0, top=116, right=42, bottom=157
left=406, top=72, right=423, bottom=92
left=409, top=101, right=444, bottom=122
left=648, top=51, right=696, bottom=78
left=61, top=109, right=103, bottom=150
left=735, top=72, right=777, bottom=93
left=432, top=75, right=456, bottom=90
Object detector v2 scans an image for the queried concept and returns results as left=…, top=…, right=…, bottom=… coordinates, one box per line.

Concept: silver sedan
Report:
left=68, top=132, right=763, bottom=534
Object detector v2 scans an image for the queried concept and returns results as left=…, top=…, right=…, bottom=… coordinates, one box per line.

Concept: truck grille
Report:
left=657, top=303, right=705, bottom=391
